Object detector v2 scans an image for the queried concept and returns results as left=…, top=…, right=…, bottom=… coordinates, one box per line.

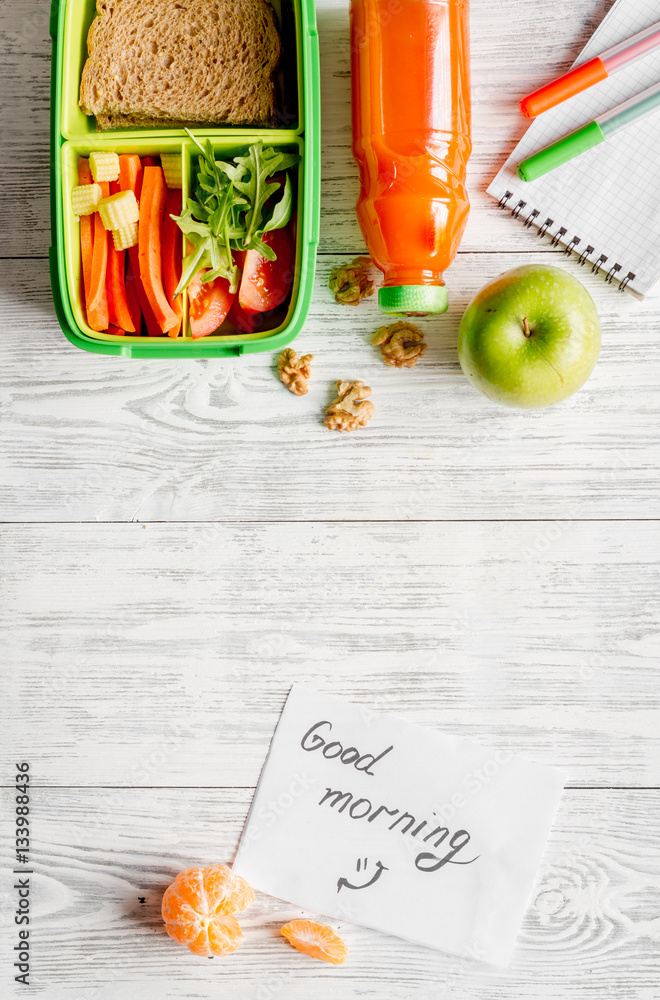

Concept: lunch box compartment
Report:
left=180, top=135, right=304, bottom=340
left=59, top=0, right=304, bottom=140
left=61, top=137, right=187, bottom=346
left=61, top=135, right=305, bottom=348
left=50, top=0, right=320, bottom=357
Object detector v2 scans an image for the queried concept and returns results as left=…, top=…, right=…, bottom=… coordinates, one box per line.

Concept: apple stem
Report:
left=522, top=316, right=532, bottom=338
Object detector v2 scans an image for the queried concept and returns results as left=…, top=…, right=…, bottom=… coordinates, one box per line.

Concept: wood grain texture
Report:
left=1, top=254, right=660, bottom=521
left=0, top=786, right=658, bottom=998
left=2, top=521, right=658, bottom=786
left=1, top=0, right=658, bottom=997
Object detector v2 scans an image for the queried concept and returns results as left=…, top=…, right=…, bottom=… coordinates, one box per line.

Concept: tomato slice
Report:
left=187, top=273, right=235, bottom=339
left=238, top=225, right=295, bottom=315
left=227, top=297, right=280, bottom=333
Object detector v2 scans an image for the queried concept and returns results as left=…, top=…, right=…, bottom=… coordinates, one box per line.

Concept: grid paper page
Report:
left=487, top=0, right=660, bottom=298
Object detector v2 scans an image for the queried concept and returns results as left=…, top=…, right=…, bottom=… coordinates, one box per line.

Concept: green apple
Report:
left=457, top=265, right=601, bottom=408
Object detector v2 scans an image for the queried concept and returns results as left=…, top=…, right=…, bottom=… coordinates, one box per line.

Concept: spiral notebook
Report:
left=488, top=0, right=660, bottom=299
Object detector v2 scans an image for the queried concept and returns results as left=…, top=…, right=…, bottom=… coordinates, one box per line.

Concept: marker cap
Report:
left=517, top=121, right=606, bottom=182
left=520, top=57, right=609, bottom=118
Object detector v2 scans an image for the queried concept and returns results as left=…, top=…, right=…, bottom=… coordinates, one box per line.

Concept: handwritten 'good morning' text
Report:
left=301, top=720, right=479, bottom=873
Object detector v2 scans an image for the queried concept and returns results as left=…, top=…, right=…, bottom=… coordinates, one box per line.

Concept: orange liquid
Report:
left=350, top=0, right=471, bottom=289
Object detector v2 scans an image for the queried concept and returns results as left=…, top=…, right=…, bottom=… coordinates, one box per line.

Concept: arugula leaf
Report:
left=172, top=130, right=299, bottom=298
left=263, top=172, right=293, bottom=235
left=247, top=235, right=277, bottom=262
left=224, top=141, right=299, bottom=250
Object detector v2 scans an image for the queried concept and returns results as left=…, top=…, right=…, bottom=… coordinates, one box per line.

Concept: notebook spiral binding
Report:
left=497, top=191, right=635, bottom=292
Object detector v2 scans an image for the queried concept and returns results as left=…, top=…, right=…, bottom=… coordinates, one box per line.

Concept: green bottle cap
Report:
left=517, top=120, right=606, bottom=182
left=378, top=284, right=449, bottom=316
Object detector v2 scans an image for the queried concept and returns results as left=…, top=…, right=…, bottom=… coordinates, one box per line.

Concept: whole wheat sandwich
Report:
left=80, top=0, right=281, bottom=130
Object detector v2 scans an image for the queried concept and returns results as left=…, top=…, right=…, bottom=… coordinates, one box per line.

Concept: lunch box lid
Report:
left=49, top=0, right=320, bottom=358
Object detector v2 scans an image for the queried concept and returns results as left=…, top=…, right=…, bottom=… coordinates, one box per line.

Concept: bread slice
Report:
left=94, top=113, right=212, bottom=131
left=80, top=0, right=281, bottom=129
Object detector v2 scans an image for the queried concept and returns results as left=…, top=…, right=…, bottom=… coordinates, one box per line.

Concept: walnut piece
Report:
left=328, top=256, right=375, bottom=306
left=277, top=349, right=314, bottom=396
left=371, top=321, right=427, bottom=369
left=324, top=380, right=375, bottom=432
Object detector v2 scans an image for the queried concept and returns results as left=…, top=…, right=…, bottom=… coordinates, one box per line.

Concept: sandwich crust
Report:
left=80, top=0, right=281, bottom=129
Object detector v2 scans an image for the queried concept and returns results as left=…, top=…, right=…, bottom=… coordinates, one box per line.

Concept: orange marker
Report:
left=520, top=19, right=660, bottom=118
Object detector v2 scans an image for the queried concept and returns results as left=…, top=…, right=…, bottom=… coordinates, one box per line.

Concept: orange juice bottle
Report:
left=350, top=0, right=471, bottom=315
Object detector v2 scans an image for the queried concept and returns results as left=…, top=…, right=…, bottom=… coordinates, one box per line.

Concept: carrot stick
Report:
left=118, top=154, right=143, bottom=201
left=78, top=159, right=94, bottom=313
left=79, top=219, right=94, bottom=311
left=107, top=245, right=135, bottom=332
left=78, top=158, right=93, bottom=186
left=117, top=155, right=162, bottom=336
left=162, top=188, right=183, bottom=339
left=117, top=155, right=150, bottom=335
left=124, top=261, right=142, bottom=336
left=105, top=179, right=136, bottom=332
left=87, top=181, right=110, bottom=331
left=127, top=255, right=162, bottom=337
left=139, top=166, right=179, bottom=335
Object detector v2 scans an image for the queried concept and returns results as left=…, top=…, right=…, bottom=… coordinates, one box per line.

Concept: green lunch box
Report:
left=49, top=0, right=320, bottom=357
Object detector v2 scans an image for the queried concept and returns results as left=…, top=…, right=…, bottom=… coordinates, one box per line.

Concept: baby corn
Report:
left=98, top=190, right=140, bottom=232
left=160, top=153, right=183, bottom=189
left=111, top=223, right=138, bottom=252
left=71, top=182, right=102, bottom=217
left=89, top=151, right=120, bottom=183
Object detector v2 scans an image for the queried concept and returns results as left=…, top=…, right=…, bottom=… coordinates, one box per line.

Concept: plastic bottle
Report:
left=350, top=0, right=471, bottom=315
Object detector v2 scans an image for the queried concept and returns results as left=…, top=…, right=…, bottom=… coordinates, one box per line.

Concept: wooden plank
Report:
left=3, top=521, right=658, bottom=787
left=1, top=254, right=659, bottom=521
left=0, top=786, right=657, bottom=998
left=0, top=0, right=622, bottom=257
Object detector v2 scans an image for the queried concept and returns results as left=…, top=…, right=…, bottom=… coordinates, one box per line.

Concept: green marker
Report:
left=517, top=80, right=660, bottom=182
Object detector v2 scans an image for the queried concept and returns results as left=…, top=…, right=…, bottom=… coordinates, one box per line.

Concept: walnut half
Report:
left=324, top=380, right=375, bottom=432
left=371, top=320, right=426, bottom=368
left=277, top=349, right=314, bottom=396
left=328, top=256, right=375, bottom=306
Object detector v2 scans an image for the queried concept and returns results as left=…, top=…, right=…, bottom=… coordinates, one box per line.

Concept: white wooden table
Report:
left=1, top=1, right=659, bottom=997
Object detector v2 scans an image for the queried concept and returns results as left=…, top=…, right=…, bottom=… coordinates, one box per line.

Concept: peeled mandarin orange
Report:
left=162, top=864, right=254, bottom=957
left=281, top=919, right=348, bottom=965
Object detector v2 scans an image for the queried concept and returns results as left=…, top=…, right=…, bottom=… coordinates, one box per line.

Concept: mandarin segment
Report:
left=178, top=913, right=243, bottom=957
left=207, top=915, right=244, bottom=956
left=170, top=866, right=205, bottom=913
left=203, top=864, right=255, bottom=915
left=161, top=864, right=254, bottom=957
left=281, top=919, right=348, bottom=965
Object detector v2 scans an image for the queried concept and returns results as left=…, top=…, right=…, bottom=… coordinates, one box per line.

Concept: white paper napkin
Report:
left=233, top=686, right=567, bottom=967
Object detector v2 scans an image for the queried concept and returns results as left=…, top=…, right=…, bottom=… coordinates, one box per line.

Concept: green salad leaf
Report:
left=171, top=131, right=299, bottom=297
left=221, top=142, right=299, bottom=251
